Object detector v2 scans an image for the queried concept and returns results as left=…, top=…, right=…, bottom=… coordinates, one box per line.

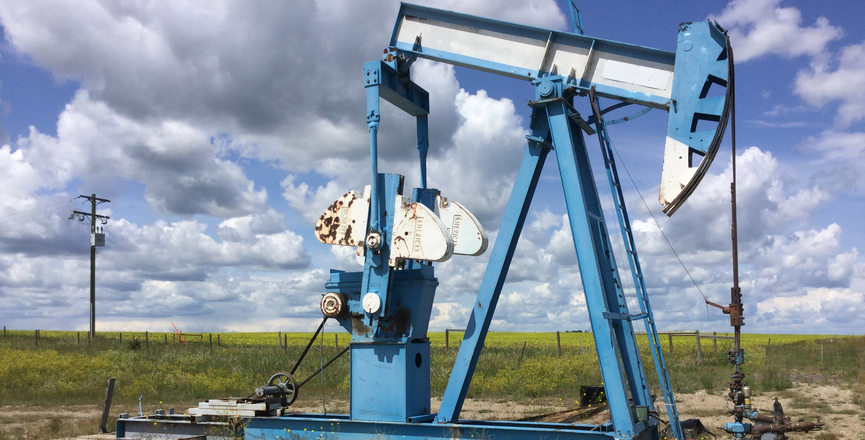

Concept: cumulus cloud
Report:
left=0, top=0, right=568, bottom=332
left=0, top=0, right=862, bottom=337
left=711, top=1, right=865, bottom=128
left=710, top=0, right=842, bottom=62
left=794, top=41, right=865, bottom=127
left=756, top=287, right=865, bottom=332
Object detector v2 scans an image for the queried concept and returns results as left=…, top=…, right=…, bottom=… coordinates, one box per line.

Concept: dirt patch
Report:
left=0, top=406, right=102, bottom=432
left=3, top=383, right=862, bottom=439
left=659, top=383, right=865, bottom=439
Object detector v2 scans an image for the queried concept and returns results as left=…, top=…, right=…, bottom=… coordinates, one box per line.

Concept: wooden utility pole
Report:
left=71, top=194, right=110, bottom=339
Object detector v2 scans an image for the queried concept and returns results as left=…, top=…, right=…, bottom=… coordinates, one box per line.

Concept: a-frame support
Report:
left=437, top=78, right=654, bottom=439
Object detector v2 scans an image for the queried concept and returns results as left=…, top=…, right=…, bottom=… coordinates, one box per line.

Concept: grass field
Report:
left=2, top=329, right=862, bottom=409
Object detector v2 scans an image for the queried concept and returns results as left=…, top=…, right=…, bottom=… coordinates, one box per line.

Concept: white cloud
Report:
left=710, top=0, right=842, bottom=62
left=799, top=131, right=865, bottom=194
left=756, top=287, right=865, bottom=332
left=795, top=41, right=865, bottom=127
left=8, top=91, right=269, bottom=218
left=0, top=0, right=570, bottom=332
left=427, top=89, right=529, bottom=227
left=1, top=0, right=862, bottom=337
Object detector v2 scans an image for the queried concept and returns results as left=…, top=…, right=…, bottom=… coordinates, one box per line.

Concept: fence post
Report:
left=829, top=338, right=834, bottom=372
left=3, top=325, right=5, bottom=337
left=278, top=331, right=282, bottom=347
left=145, top=331, right=149, bottom=349
left=695, top=330, right=703, bottom=364
left=517, top=341, right=527, bottom=367
left=335, top=333, right=338, bottom=346
left=579, top=339, right=585, bottom=354
left=120, top=333, right=122, bottom=344
left=713, top=332, right=717, bottom=354
left=78, top=332, right=80, bottom=344
left=284, top=334, right=288, bottom=353
left=446, top=329, right=449, bottom=349
left=164, top=334, right=168, bottom=344
left=556, top=332, right=562, bottom=356
left=209, top=334, right=213, bottom=353
left=218, top=334, right=221, bottom=346
left=35, top=329, right=38, bottom=346
left=100, top=378, right=116, bottom=433
left=668, top=333, right=673, bottom=355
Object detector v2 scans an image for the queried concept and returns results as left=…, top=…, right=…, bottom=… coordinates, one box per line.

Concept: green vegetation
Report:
left=1, top=330, right=863, bottom=408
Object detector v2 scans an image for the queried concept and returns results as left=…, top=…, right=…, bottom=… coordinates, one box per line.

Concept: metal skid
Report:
left=118, top=4, right=733, bottom=440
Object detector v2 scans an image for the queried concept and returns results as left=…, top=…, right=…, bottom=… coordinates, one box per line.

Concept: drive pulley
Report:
left=255, top=372, right=299, bottom=406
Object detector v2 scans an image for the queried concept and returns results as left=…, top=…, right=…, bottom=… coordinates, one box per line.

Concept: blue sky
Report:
left=0, top=0, right=863, bottom=335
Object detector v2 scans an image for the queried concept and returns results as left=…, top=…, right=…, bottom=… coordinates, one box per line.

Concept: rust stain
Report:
left=393, top=307, right=412, bottom=335
left=316, top=192, right=359, bottom=245
left=350, top=313, right=370, bottom=335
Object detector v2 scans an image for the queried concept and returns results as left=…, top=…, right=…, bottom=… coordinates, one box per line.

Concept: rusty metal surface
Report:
left=320, top=292, right=346, bottom=318
left=749, top=399, right=824, bottom=440
left=314, top=190, right=367, bottom=246
left=389, top=195, right=453, bottom=266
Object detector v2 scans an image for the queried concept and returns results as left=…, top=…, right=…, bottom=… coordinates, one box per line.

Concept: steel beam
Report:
left=436, top=140, right=550, bottom=423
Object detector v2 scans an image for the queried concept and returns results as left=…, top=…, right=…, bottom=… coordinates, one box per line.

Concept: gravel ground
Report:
left=0, top=382, right=860, bottom=439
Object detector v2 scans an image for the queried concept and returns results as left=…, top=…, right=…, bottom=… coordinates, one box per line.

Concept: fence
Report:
left=2, top=326, right=859, bottom=369
left=0, top=327, right=738, bottom=361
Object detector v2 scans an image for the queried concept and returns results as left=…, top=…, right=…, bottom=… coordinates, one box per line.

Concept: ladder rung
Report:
left=603, top=312, right=649, bottom=321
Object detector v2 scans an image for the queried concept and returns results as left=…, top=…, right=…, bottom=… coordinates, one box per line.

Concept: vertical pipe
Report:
left=729, top=63, right=742, bottom=374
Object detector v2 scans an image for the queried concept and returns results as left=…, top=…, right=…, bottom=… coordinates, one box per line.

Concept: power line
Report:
left=0, top=199, right=75, bottom=228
